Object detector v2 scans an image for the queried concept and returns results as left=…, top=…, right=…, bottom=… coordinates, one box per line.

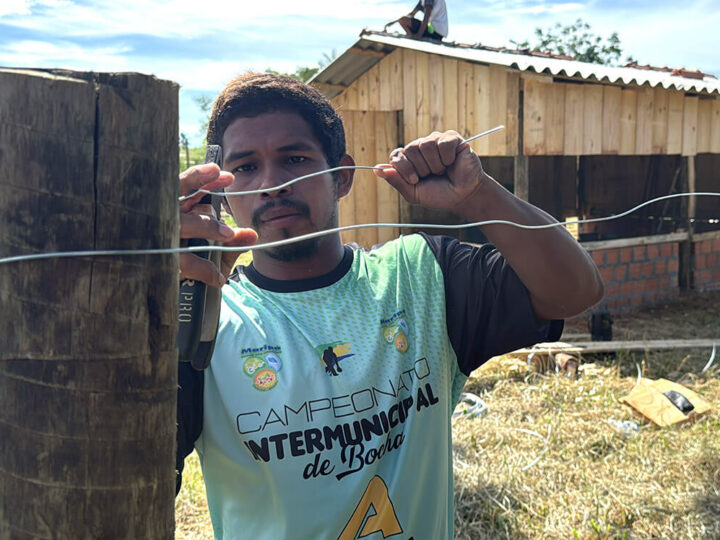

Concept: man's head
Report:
left=207, top=73, right=346, bottom=168
left=208, top=73, right=354, bottom=267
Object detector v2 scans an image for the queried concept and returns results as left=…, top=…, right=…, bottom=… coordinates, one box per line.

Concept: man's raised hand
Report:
left=179, top=163, right=257, bottom=286
left=373, top=130, right=487, bottom=212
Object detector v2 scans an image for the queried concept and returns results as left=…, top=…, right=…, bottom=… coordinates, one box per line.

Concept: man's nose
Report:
left=259, top=163, right=293, bottom=199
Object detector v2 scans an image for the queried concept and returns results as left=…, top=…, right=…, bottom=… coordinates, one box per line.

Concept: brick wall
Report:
left=693, top=232, right=720, bottom=292
left=587, top=237, right=681, bottom=311
left=583, top=231, right=720, bottom=311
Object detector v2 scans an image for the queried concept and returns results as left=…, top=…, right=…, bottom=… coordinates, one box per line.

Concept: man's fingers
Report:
left=179, top=163, right=234, bottom=205
left=181, top=212, right=236, bottom=241
left=403, top=144, right=432, bottom=178
left=438, top=133, right=461, bottom=167
left=390, top=152, right=419, bottom=184
left=374, top=166, right=417, bottom=203
left=179, top=253, right=226, bottom=287
left=418, top=138, right=446, bottom=176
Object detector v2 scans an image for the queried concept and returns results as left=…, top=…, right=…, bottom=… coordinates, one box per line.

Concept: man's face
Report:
left=221, top=112, right=346, bottom=261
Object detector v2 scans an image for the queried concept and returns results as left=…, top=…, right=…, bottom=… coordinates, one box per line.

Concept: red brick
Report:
left=620, top=281, right=633, bottom=296
left=646, top=277, right=659, bottom=291
left=712, top=267, right=720, bottom=280
left=615, top=265, right=628, bottom=281
left=642, top=262, right=654, bottom=276
left=606, top=300, right=617, bottom=310
left=620, top=247, right=633, bottom=263
left=668, top=258, right=679, bottom=273
left=632, top=280, right=646, bottom=294
left=660, top=275, right=671, bottom=288
left=629, top=263, right=643, bottom=279
left=707, top=253, right=718, bottom=268
left=660, top=243, right=672, bottom=257
left=647, top=244, right=660, bottom=259
left=605, top=283, right=620, bottom=298
left=605, top=249, right=619, bottom=265
left=631, top=296, right=642, bottom=305
left=633, top=246, right=647, bottom=261
left=654, top=260, right=667, bottom=275
left=713, top=238, right=720, bottom=252
left=600, top=266, right=614, bottom=283
left=616, top=298, right=630, bottom=308
left=592, top=251, right=604, bottom=265
left=696, top=269, right=711, bottom=284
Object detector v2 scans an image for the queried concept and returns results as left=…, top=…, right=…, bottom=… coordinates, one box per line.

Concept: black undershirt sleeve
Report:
left=176, top=362, right=204, bottom=495
left=420, top=233, right=563, bottom=376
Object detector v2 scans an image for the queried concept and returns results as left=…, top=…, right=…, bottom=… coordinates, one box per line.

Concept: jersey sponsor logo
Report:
left=240, top=346, right=283, bottom=391
left=380, top=310, right=410, bottom=353
left=316, top=341, right=354, bottom=377
left=338, top=475, right=403, bottom=540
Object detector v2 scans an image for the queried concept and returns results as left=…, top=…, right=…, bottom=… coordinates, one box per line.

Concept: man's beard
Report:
left=252, top=199, right=338, bottom=262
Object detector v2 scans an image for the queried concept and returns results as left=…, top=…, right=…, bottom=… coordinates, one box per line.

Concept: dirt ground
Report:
left=565, top=289, right=720, bottom=341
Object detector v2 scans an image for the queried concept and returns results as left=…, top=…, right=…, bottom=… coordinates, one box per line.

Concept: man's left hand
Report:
left=374, top=131, right=486, bottom=211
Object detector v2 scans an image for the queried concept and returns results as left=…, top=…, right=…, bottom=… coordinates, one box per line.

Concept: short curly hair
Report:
left=207, top=73, right=346, bottom=168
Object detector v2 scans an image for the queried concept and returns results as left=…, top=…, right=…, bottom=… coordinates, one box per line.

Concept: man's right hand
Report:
left=179, top=163, right=258, bottom=286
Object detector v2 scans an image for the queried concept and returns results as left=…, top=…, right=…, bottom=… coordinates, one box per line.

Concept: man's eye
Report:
left=232, top=163, right=256, bottom=173
left=288, top=156, right=307, bottom=164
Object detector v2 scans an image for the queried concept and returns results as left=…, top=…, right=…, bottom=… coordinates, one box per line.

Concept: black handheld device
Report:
left=178, top=145, right=224, bottom=370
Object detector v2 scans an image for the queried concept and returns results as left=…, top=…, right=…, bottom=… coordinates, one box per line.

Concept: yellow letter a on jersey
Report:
left=339, top=475, right=403, bottom=539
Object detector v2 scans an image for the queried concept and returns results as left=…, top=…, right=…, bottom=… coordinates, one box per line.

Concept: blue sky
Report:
left=2, top=0, right=718, bottom=144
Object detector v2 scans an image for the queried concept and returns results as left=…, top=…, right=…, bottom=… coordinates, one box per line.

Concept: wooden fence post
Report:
left=0, top=69, right=179, bottom=538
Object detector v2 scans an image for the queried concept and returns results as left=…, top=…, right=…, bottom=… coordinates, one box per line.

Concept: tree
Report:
left=266, top=49, right=337, bottom=83
left=512, top=19, right=626, bottom=65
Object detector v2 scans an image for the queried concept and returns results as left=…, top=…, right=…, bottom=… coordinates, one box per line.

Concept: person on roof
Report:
left=385, top=0, right=449, bottom=41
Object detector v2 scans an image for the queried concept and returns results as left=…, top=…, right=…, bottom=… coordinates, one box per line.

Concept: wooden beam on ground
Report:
left=514, top=339, right=718, bottom=355
left=0, top=69, right=178, bottom=537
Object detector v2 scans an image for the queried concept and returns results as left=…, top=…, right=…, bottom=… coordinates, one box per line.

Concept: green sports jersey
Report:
left=180, top=233, right=561, bottom=539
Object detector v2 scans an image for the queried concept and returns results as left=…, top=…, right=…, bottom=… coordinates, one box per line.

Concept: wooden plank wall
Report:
left=334, top=110, right=399, bottom=247
left=522, top=79, right=718, bottom=157
left=324, top=47, right=720, bottom=245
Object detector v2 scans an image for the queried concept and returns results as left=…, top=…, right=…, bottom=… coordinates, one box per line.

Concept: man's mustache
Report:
left=251, top=199, right=311, bottom=229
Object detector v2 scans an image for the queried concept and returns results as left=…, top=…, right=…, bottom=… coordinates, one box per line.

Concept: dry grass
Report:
left=175, top=292, right=720, bottom=539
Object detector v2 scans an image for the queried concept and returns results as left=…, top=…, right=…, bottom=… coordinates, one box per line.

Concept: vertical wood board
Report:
left=619, top=88, right=638, bottom=155
left=652, top=88, right=668, bottom=154
left=635, top=86, right=654, bottom=155
left=522, top=78, right=546, bottom=155
left=563, top=83, right=584, bottom=155
left=666, top=90, right=684, bottom=154
left=710, top=98, right=720, bottom=153
left=488, top=66, right=509, bottom=155
left=375, top=113, right=400, bottom=243
left=545, top=82, right=566, bottom=155
left=415, top=51, right=431, bottom=139
left=682, top=96, right=698, bottom=156
left=583, top=85, right=603, bottom=155
left=470, top=64, right=491, bottom=155
left=442, top=58, right=459, bottom=133
left=429, top=54, right=444, bottom=131
left=602, top=85, right=621, bottom=154
left=696, top=98, right=713, bottom=153
left=402, top=49, right=418, bottom=143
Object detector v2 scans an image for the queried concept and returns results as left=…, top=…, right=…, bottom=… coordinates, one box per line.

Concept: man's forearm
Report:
left=457, top=173, right=604, bottom=320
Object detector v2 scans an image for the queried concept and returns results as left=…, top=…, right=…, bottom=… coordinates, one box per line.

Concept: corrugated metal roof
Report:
left=311, top=32, right=720, bottom=98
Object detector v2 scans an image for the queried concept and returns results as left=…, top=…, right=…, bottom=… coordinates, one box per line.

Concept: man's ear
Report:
left=336, top=154, right=355, bottom=199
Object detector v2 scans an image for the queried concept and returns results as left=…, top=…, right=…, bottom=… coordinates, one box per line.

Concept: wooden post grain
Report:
left=0, top=69, right=179, bottom=538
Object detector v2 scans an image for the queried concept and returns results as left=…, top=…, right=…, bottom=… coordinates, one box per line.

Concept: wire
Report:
left=178, top=125, right=506, bottom=201
left=1, top=192, right=719, bottom=265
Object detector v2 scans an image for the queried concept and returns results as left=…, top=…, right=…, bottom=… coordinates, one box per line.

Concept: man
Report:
left=385, top=0, right=449, bottom=41
left=177, top=73, right=603, bottom=539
